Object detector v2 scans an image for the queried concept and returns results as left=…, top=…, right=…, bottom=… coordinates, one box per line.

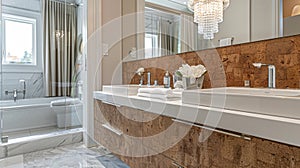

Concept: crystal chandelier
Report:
left=188, top=0, right=230, bottom=39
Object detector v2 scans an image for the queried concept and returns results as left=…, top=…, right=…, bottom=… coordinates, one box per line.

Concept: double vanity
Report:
left=94, top=85, right=300, bottom=167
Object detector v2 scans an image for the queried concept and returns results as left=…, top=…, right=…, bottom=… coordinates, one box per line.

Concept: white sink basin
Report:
left=102, top=85, right=163, bottom=96
left=103, top=85, right=141, bottom=96
left=182, top=87, right=300, bottom=119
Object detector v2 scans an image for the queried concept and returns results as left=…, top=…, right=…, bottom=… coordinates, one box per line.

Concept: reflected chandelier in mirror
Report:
left=187, top=0, right=230, bottom=39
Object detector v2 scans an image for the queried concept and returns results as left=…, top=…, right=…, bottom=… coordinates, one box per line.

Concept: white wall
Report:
left=211, top=0, right=279, bottom=47
left=251, top=0, right=279, bottom=42
left=101, top=0, right=122, bottom=85
left=284, top=15, right=300, bottom=36
left=212, top=0, right=250, bottom=46
left=83, top=0, right=123, bottom=147
left=2, top=0, right=41, bottom=12
left=122, top=0, right=137, bottom=61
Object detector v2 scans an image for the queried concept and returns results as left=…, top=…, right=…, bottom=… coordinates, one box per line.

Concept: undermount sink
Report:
left=182, top=87, right=300, bottom=119
left=102, top=85, right=163, bottom=96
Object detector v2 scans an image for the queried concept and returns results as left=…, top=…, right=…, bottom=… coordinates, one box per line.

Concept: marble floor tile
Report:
left=0, top=155, right=24, bottom=168
left=23, top=143, right=110, bottom=168
left=97, top=154, right=130, bottom=168
left=0, top=138, right=129, bottom=168
left=0, top=143, right=129, bottom=168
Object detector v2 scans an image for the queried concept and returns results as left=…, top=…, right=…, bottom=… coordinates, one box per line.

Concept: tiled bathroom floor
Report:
left=0, top=143, right=129, bottom=168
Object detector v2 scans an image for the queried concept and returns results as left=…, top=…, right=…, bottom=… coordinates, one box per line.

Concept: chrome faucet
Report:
left=5, top=79, right=26, bottom=102
left=147, top=72, right=151, bottom=86
left=19, top=80, right=26, bottom=99
left=5, top=89, right=19, bottom=102
left=253, top=63, right=276, bottom=88
left=13, top=89, right=17, bottom=102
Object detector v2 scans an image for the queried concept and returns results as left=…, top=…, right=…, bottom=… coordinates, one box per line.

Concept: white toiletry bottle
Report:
left=163, top=71, right=170, bottom=88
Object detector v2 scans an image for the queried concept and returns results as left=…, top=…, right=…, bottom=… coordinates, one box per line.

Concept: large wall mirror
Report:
left=122, top=0, right=300, bottom=61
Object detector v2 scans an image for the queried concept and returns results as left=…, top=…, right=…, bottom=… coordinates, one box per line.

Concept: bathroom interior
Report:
left=0, top=0, right=300, bottom=167
left=0, top=0, right=85, bottom=159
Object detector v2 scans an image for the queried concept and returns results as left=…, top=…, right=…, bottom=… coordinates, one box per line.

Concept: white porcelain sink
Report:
left=182, top=87, right=300, bottom=119
left=102, top=85, right=163, bottom=96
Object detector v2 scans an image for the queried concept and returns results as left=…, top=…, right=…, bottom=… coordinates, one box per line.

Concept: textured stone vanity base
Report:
left=94, top=101, right=300, bottom=168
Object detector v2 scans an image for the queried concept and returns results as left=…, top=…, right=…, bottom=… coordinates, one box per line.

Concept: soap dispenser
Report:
left=163, top=71, right=170, bottom=88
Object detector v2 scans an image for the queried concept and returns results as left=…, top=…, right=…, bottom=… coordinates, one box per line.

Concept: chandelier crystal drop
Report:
left=188, top=0, right=230, bottom=40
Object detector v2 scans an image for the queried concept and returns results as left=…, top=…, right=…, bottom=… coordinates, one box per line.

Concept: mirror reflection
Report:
left=123, top=0, right=300, bottom=61
left=144, top=7, right=180, bottom=58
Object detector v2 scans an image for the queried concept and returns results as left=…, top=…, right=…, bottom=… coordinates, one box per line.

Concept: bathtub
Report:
left=0, top=97, right=82, bottom=133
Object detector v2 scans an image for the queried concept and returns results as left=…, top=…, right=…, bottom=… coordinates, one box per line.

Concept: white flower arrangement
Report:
left=136, top=67, right=145, bottom=76
left=175, top=64, right=206, bottom=89
left=176, top=64, right=206, bottom=79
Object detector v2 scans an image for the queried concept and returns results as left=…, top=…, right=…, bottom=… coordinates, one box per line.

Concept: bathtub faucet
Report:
left=5, top=89, right=26, bottom=102
left=19, top=80, right=26, bottom=99
left=13, top=89, right=17, bottom=102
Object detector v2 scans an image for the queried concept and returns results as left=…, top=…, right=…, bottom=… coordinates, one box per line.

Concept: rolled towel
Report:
left=138, top=88, right=172, bottom=95
left=137, top=93, right=181, bottom=101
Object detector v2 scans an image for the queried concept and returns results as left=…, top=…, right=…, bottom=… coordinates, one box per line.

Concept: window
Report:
left=145, top=33, right=159, bottom=58
left=2, top=14, right=36, bottom=65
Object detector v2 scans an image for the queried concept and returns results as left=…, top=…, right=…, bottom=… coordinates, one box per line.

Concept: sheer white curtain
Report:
left=180, top=14, right=198, bottom=53
left=145, top=8, right=179, bottom=58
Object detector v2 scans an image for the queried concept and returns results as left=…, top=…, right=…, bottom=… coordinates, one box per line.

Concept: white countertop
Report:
left=94, top=91, right=300, bottom=147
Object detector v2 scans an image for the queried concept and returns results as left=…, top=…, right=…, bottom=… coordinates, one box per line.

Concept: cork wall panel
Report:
left=94, top=104, right=300, bottom=168
left=123, top=35, right=300, bottom=89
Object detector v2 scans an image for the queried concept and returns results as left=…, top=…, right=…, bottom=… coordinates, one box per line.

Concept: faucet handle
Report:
left=19, top=79, right=25, bottom=83
left=252, top=63, right=267, bottom=68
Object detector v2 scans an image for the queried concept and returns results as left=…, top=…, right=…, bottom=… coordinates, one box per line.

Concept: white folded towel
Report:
left=138, top=88, right=172, bottom=95
left=137, top=93, right=181, bottom=101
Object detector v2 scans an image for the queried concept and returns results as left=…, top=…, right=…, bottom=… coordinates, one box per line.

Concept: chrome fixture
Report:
left=1, top=136, right=9, bottom=143
left=5, top=89, right=18, bottom=102
left=136, top=67, right=145, bottom=86
left=5, top=80, right=26, bottom=102
left=19, top=79, right=26, bottom=99
left=154, top=80, right=158, bottom=86
left=147, top=72, right=151, bottom=86
left=139, top=76, right=144, bottom=86
left=253, top=63, right=276, bottom=88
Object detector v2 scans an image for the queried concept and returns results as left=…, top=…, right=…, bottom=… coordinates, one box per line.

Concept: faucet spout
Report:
left=268, top=65, right=276, bottom=88
left=19, top=79, right=26, bottom=99
left=147, top=72, right=151, bottom=86
left=253, top=63, right=276, bottom=88
left=13, top=89, right=17, bottom=102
